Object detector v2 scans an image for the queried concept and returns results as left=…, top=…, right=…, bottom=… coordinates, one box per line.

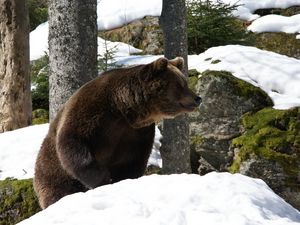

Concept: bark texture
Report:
left=159, top=0, right=191, bottom=173
left=0, top=0, right=31, bottom=133
left=48, top=0, right=97, bottom=120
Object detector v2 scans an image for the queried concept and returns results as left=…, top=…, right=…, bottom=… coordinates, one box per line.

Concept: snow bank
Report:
left=0, top=124, right=48, bottom=180
left=220, top=0, right=300, bottom=21
left=248, top=14, right=300, bottom=34
left=97, top=0, right=162, bottom=30
left=0, top=124, right=162, bottom=180
left=115, top=45, right=300, bottom=110
left=189, top=45, right=300, bottom=109
left=18, top=173, right=300, bottom=225
left=30, top=22, right=141, bottom=61
left=30, top=22, right=49, bottom=61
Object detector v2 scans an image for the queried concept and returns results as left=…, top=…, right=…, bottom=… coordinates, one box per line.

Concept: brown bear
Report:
left=34, top=57, right=201, bottom=209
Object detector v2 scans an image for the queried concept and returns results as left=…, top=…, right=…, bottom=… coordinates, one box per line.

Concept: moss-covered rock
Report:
left=99, top=17, right=163, bottom=54
left=255, top=32, right=300, bottom=59
left=189, top=70, right=273, bottom=174
left=254, top=6, right=300, bottom=17
left=32, top=109, right=49, bottom=125
left=0, top=178, right=41, bottom=225
left=229, top=107, right=300, bottom=209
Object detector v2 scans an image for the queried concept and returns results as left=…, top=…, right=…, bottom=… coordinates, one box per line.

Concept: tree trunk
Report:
left=0, top=0, right=31, bottom=133
left=159, top=0, right=191, bottom=173
left=48, top=0, right=98, bottom=120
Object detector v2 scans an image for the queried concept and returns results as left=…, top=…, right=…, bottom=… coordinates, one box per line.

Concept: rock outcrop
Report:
left=99, top=16, right=163, bottom=55
left=230, top=107, right=300, bottom=210
left=189, top=70, right=300, bottom=210
left=189, top=70, right=273, bottom=174
left=0, top=178, right=40, bottom=225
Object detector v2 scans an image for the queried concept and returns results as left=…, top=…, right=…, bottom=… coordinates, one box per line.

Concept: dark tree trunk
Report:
left=159, top=0, right=191, bottom=173
left=48, top=0, right=98, bottom=120
left=0, top=0, right=31, bottom=132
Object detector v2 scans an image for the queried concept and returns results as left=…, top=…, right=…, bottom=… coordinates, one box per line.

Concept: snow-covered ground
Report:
left=248, top=14, right=300, bottom=34
left=220, top=0, right=300, bottom=21
left=115, top=45, right=300, bottom=110
left=0, top=124, right=162, bottom=180
left=30, top=0, right=300, bottom=60
left=97, top=0, right=162, bottom=30
left=11, top=45, right=299, bottom=179
left=2, top=0, right=299, bottom=224
left=17, top=173, right=300, bottom=225
left=30, top=22, right=142, bottom=61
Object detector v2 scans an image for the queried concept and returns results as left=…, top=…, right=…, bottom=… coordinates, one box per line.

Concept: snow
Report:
left=30, top=0, right=300, bottom=60
left=97, top=0, right=162, bottom=30
left=0, top=124, right=48, bottom=180
left=30, top=22, right=141, bottom=61
left=30, top=22, right=49, bottom=61
left=7, top=2, right=300, bottom=223
left=0, top=124, right=162, bottom=180
left=219, top=0, right=300, bottom=21
left=17, top=172, right=300, bottom=225
left=248, top=14, right=300, bottom=34
left=115, top=45, right=300, bottom=110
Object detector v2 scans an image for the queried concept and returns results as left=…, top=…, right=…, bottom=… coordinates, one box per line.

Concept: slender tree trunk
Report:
left=159, top=0, right=191, bottom=173
left=48, top=0, right=98, bottom=120
left=0, top=0, right=31, bottom=133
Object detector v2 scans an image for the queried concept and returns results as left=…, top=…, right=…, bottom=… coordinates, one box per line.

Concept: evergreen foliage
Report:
left=31, top=54, right=49, bottom=112
left=27, top=0, right=48, bottom=31
left=186, top=0, right=255, bottom=54
left=98, top=40, right=121, bottom=73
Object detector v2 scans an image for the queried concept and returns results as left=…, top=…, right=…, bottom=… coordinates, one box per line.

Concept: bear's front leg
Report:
left=56, top=133, right=111, bottom=189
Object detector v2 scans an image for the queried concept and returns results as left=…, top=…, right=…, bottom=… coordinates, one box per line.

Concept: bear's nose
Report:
left=194, top=96, right=202, bottom=106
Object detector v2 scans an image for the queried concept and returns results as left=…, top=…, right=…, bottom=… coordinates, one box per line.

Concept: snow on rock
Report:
left=0, top=124, right=162, bottom=180
left=17, top=172, right=300, bottom=225
left=30, top=22, right=142, bottom=61
left=98, top=37, right=141, bottom=57
left=115, top=45, right=300, bottom=110
left=220, top=0, right=300, bottom=21
left=30, top=22, right=49, bottom=61
left=97, top=0, right=162, bottom=30
left=248, top=14, right=300, bottom=34
left=188, top=45, right=300, bottom=109
left=0, top=124, right=48, bottom=180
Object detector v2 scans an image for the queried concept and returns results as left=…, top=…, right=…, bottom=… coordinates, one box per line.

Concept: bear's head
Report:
left=129, top=57, right=201, bottom=128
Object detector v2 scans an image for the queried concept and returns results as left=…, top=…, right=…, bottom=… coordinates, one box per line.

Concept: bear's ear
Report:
left=152, top=57, right=168, bottom=72
left=169, top=57, right=184, bottom=71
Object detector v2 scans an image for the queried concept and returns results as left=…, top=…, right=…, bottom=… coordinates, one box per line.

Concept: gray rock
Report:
left=99, top=17, right=163, bottom=55
left=189, top=70, right=273, bottom=174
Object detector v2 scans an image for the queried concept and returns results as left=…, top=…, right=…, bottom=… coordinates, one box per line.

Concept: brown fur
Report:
left=34, top=57, right=201, bottom=209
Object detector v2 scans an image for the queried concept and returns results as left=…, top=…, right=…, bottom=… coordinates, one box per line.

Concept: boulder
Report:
left=230, top=107, right=300, bottom=210
left=188, top=70, right=273, bottom=174
left=99, top=16, right=163, bottom=55
left=0, top=178, right=40, bottom=225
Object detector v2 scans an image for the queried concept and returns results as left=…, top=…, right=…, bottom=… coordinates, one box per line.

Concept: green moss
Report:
left=201, top=70, right=273, bottom=105
left=190, top=135, right=204, bottom=146
left=0, top=178, right=41, bottom=225
left=145, top=166, right=162, bottom=175
left=32, top=109, right=49, bottom=125
left=229, top=107, right=300, bottom=187
left=255, top=32, right=300, bottom=58
left=188, top=69, right=201, bottom=92
left=211, top=59, right=221, bottom=64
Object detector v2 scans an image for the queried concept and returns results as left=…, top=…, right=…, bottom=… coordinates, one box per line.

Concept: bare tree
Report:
left=48, top=0, right=98, bottom=120
left=159, top=0, right=191, bottom=173
left=0, top=0, right=31, bottom=132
